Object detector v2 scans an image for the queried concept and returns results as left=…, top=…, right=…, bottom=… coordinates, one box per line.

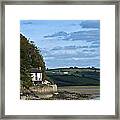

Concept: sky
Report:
left=20, top=20, right=100, bottom=69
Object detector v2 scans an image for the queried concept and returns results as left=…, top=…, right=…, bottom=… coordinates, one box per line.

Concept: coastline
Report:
left=20, top=86, right=100, bottom=100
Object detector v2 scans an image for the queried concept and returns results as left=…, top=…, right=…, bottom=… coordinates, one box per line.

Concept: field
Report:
left=46, top=67, right=100, bottom=86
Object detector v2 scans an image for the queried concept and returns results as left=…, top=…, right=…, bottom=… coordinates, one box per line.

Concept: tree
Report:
left=74, top=66, right=78, bottom=69
left=20, top=34, right=46, bottom=89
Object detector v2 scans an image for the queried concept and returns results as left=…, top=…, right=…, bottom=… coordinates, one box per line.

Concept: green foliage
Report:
left=46, top=68, right=100, bottom=86
left=20, top=34, right=46, bottom=88
left=47, top=74, right=100, bottom=86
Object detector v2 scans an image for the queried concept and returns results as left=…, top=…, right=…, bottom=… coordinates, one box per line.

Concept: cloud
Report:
left=65, top=30, right=99, bottom=41
left=82, top=49, right=89, bottom=52
left=44, top=50, right=99, bottom=59
left=89, top=45, right=99, bottom=48
left=44, top=31, right=68, bottom=38
left=92, top=41, right=100, bottom=45
left=45, top=58, right=100, bottom=68
left=44, top=56, right=54, bottom=60
left=64, top=45, right=88, bottom=50
left=41, top=46, right=99, bottom=61
left=41, top=46, right=99, bottom=69
left=69, top=23, right=77, bottom=26
left=80, top=20, right=100, bottom=28
left=82, top=49, right=96, bottom=52
left=90, top=49, right=96, bottom=52
left=51, top=46, right=63, bottom=50
left=50, top=45, right=89, bottom=51
left=44, top=30, right=100, bottom=42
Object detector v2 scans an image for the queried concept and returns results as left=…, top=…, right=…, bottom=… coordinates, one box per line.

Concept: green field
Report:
left=46, top=67, right=100, bottom=86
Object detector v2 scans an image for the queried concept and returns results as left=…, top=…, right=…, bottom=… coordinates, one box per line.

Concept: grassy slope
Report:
left=46, top=68, right=100, bottom=86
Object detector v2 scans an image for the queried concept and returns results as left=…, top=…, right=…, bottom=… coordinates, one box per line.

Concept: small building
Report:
left=31, top=67, right=42, bottom=85
left=63, top=71, right=68, bottom=74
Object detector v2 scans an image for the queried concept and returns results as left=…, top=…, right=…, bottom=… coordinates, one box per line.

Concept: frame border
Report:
left=0, top=0, right=119, bottom=119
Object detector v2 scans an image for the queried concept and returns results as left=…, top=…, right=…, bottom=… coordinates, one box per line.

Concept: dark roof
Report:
left=31, top=68, right=41, bottom=73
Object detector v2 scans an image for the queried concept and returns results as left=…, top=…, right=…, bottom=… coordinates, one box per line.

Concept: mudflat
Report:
left=58, top=86, right=100, bottom=94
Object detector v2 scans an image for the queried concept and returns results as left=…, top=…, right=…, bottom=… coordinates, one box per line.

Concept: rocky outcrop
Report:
left=20, top=84, right=57, bottom=100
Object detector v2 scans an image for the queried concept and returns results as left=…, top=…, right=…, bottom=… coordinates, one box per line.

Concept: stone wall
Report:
left=30, top=84, right=57, bottom=94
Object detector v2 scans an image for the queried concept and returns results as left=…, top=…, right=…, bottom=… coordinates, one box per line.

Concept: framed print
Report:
left=0, top=0, right=119, bottom=119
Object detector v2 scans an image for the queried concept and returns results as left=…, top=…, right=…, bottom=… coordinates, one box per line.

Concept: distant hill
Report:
left=46, top=68, right=100, bottom=86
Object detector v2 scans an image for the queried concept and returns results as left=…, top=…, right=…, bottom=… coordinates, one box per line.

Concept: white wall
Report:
left=39, top=73, right=42, bottom=81
left=31, top=73, right=42, bottom=81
